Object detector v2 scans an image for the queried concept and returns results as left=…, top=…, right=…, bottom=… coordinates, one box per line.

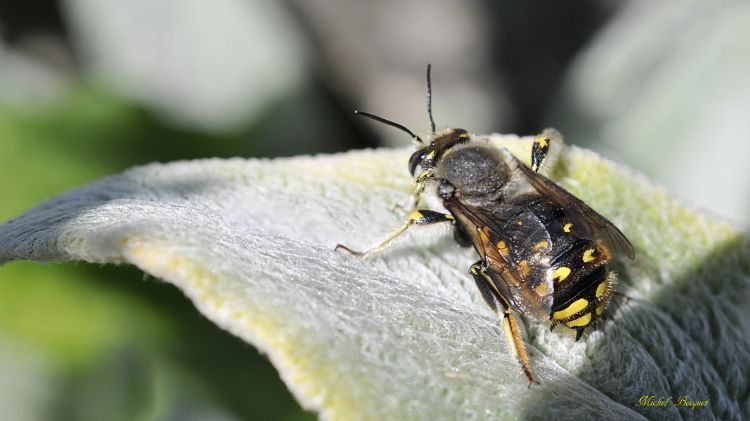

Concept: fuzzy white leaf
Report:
left=1, top=134, right=748, bottom=420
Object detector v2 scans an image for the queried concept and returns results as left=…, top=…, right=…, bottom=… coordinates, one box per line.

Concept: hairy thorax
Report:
left=434, top=143, right=510, bottom=200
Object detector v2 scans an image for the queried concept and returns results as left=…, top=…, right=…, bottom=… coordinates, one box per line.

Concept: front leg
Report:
left=395, top=169, right=434, bottom=213
left=336, top=210, right=453, bottom=259
left=530, top=128, right=563, bottom=175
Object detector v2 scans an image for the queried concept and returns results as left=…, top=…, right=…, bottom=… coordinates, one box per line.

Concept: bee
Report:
left=336, top=65, right=635, bottom=384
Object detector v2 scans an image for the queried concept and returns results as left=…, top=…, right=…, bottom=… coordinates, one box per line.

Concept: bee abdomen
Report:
left=547, top=225, right=614, bottom=334
left=550, top=238, right=595, bottom=266
left=550, top=265, right=611, bottom=333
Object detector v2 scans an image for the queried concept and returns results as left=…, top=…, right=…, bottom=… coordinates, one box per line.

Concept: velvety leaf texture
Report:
left=0, top=134, right=748, bottom=420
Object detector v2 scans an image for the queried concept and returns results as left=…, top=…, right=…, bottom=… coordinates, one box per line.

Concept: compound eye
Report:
left=438, top=180, right=455, bottom=199
left=408, top=150, right=426, bottom=175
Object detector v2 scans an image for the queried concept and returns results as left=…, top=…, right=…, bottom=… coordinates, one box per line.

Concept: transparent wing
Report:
left=515, top=161, right=635, bottom=259
left=444, top=198, right=553, bottom=320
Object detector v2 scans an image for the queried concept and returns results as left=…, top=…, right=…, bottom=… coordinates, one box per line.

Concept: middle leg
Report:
left=336, top=210, right=453, bottom=259
left=470, top=261, right=537, bottom=385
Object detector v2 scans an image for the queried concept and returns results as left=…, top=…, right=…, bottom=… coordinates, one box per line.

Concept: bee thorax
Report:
left=436, top=145, right=509, bottom=197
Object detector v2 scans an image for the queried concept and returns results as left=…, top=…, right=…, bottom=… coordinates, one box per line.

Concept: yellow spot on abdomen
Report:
left=582, top=248, right=596, bottom=263
left=534, top=240, right=549, bottom=250
left=595, top=304, right=605, bottom=316
left=563, top=223, right=573, bottom=233
left=552, top=266, right=572, bottom=282
left=553, top=298, right=588, bottom=320
left=566, top=313, right=592, bottom=328
left=595, top=281, right=607, bottom=298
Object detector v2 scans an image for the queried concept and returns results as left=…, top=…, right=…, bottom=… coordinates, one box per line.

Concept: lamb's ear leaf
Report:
left=0, top=134, right=747, bottom=420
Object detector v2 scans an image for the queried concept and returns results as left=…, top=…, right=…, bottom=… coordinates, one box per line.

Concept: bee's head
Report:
left=408, top=128, right=471, bottom=176
left=356, top=65, right=471, bottom=176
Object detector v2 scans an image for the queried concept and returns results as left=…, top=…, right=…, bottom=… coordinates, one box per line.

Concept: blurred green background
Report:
left=1, top=1, right=748, bottom=420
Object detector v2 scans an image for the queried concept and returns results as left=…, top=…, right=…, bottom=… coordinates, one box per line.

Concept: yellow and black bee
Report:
left=337, top=65, right=635, bottom=384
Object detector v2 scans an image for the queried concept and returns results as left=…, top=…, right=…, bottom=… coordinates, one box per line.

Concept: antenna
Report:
left=426, top=64, right=436, bottom=133
left=354, top=110, right=424, bottom=143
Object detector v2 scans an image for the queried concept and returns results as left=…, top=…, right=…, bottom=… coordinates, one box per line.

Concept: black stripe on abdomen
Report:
left=551, top=265, right=607, bottom=312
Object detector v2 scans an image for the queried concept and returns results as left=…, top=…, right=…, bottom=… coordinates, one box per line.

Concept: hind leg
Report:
left=469, top=262, right=537, bottom=385
left=530, top=128, right=564, bottom=175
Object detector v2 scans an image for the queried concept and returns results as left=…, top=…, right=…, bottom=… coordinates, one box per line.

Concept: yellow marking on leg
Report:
left=533, top=240, right=549, bottom=250
left=407, top=211, right=424, bottom=223
left=552, top=266, right=571, bottom=282
left=414, top=170, right=432, bottom=190
left=582, top=248, right=596, bottom=263
left=408, top=170, right=432, bottom=208
left=502, top=312, right=536, bottom=384
left=565, top=313, right=592, bottom=328
left=553, top=298, right=588, bottom=320
left=563, top=223, right=573, bottom=233
left=483, top=275, right=504, bottom=297
left=535, top=136, right=549, bottom=148
left=416, top=170, right=430, bottom=181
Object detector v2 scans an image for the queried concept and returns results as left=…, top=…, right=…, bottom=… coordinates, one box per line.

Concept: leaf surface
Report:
left=1, top=134, right=747, bottom=420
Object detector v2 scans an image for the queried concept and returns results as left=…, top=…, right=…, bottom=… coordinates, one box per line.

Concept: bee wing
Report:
left=516, top=162, right=636, bottom=260
left=444, top=198, right=554, bottom=320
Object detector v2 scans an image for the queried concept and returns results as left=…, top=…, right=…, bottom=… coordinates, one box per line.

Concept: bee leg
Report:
left=335, top=210, right=453, bottom=258
left=392, top=169, right=434, bottom=213
left=530, top=128, right=564, bottom=175
left=469, top=263, right=500, bottom=309
left=575, top=328, right=585, bottom=342
left=453, top=223, right=472, bottom=247
left=469, top=262, right=538, bottom=385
